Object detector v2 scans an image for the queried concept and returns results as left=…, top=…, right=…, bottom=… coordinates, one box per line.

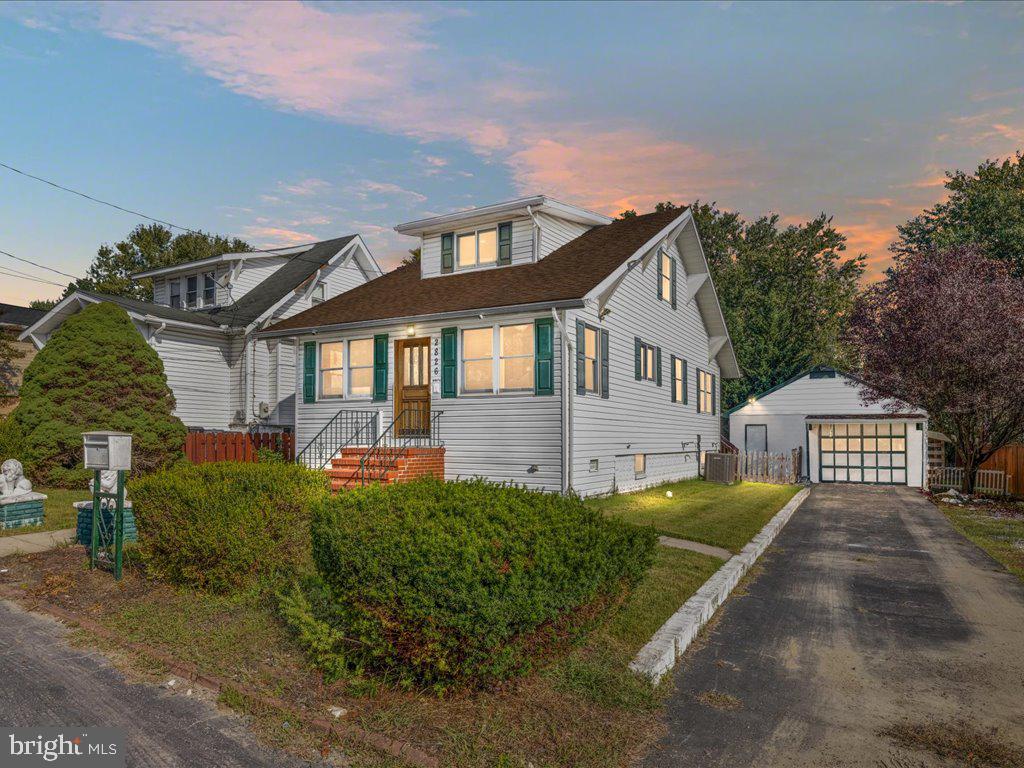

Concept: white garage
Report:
left=726, top=367, right=928, bottom=487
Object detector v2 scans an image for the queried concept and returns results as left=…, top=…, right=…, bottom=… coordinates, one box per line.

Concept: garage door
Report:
left=819, top=422, right=908, bottom=484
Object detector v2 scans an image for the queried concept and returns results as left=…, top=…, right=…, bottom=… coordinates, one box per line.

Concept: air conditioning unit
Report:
left=258, top=401, right=271, bottom=419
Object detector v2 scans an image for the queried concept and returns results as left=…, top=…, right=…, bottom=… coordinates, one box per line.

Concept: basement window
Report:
left=634, top=453, right=646, bottom=478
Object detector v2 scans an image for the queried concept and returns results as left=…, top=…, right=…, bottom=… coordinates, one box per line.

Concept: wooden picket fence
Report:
left=929, top=466, right=1012, bottom=496
left=737, top=448, right=802, bottom=484
left=979, top=443, right=1024, bottom=497
left=704, top=448, right=802, bottom=485
left=184, top=431, right=295, bottom=464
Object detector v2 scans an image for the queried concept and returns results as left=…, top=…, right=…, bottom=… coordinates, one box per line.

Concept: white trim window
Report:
left=697, top=369, right=715, bottom=414
left=186, top=275, right=198, bottom=309
left=457, top=228, right=497, bottom=268
left=639, top=341, right=657, bottom=382
left=311, top=281, right=326, bottom=305
left=660, top=251, right=673, bottom=302
left=203, top=271, right=216, bottom=306
left=461, top=323, right=534, bottom=394
left=583, top=325, right=600, bottom=394
left=169, top=280, right=181, bottom=309
left=634, top=453, right=646, bottom=478
left=347, top=338, right=373, bottom=397
left=319, top=342, right=345, bottom=398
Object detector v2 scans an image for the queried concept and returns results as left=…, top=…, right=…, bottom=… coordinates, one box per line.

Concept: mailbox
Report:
left=83, top=431, right=132, bottom=471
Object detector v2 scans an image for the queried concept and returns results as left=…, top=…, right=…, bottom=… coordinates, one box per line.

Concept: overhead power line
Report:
left=0, top=161, right=324, bottom=256
left=0, top=248, right=81, bottom=280
left=0, top=265, right=67, bottom=288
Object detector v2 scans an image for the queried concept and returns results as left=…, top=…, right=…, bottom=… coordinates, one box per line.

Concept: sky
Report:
left=2, top=0, right=1024, bottom=305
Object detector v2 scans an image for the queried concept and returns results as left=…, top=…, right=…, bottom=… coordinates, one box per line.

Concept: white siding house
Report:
left=21, top=236, right=381, bottom=431
left=262, top=196, right=740, bottom=496
left=727, top=368, right=929, bottom=487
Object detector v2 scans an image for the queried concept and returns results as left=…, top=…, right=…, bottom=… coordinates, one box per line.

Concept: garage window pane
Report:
left=864, top=453, right=877, bottom=467
left=864, top=468, right=877, bottom=482
left=835, top=438, right=847, bottom=451
left=876, top=423, right=890, bottom=436
left=835, top=453, right=848, bottom=466
left=821, top=438, right=834, bottom=451
left=821, top=425, right=834, bottom=437
left=822, top=468, right=835, bottom=481
left=892, top=453, right=906, bottom=467
left=892, top=423, right=905, bottom=436
left=835, top=424, right=848, bottom=436
left=878, top=469, right=892, bottom=483
left=849, top=468, right=862, bottom=482
left=848, top=437, right=862, bottom=451
left=892, top=469, right=906, bottom=483
left=891, top=437, right=906, bottom=452
left=862, top=423, right=876, bottom=436
left=878, top=438, right=891, bottom=451
left=878, top=453, right=892, bottom=467
left=864, top=437, right=877, bottom=451
left=836, top=468, right=848, bottom=481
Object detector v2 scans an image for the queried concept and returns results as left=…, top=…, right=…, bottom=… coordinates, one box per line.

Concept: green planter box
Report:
left=0, top=498, right=45, bottom=529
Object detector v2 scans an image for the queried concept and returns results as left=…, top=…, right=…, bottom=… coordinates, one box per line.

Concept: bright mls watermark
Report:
left=1, top=729, right=124, bottom=767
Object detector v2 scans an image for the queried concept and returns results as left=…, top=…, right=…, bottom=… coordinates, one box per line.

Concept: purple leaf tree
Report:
left=848, top=246, right=1024, bottom=493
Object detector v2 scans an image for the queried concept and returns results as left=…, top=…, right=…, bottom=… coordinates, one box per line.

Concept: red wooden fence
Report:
left=185, top=431, right=295, bottom=464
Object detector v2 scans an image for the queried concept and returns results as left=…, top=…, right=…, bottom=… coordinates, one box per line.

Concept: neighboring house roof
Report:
left=0, top=303, right=46, bottom=329
left=394, top=195, right=612, bottom=236
left=200, top=235, right=357, bottom=328
left=131, top=242, right=318, bottom=280
left=21, top=235, right=375, bottom=344
left=265, top=207, right=690, bottom=332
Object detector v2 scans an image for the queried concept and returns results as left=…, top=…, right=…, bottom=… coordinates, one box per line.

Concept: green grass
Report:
left=0, top=487, right=92, bottom=537
left=941, top=502, right=1024, bottom=582
left=587, top=478, right=801, bottom=553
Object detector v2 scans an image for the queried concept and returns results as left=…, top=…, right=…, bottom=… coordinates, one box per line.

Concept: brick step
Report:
left=330, top=456, right=409, bottom=469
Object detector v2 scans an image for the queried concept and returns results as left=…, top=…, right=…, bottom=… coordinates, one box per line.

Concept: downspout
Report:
left=526, top=205, right=542, bottom=262
left=553, top=307, right=572, bottom=494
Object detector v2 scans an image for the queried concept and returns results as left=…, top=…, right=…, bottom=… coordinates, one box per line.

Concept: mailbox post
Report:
left=83, top=431, right=132, bottom=580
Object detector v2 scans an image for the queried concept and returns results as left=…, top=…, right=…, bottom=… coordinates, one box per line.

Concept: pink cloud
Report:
left=507, top=127, right=749, bottom=216
left=242, top=225, right=317, bottom=245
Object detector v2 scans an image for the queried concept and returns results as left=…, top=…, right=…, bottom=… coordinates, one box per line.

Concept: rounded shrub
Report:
left=12, top=302, right=187, bottom=487
left=291, top=478, right=657, bottom=690
left=130, top=462, right=328, bottom=594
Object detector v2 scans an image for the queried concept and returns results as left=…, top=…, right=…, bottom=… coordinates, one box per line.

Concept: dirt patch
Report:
left=695, top=690, right=743, bottom=711
left=879, top=719, right=1024, bottom=767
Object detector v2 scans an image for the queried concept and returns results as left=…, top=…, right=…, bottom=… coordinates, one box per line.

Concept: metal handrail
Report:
left=358, top=408, right=444, bottom=485
left=295, top=409, right=378, bottom=469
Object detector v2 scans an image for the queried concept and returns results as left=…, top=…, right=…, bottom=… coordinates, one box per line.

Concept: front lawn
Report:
left=0, top=488, right=92, bottom=537
left=588, top=478, right=802, bottom=553
left=940, top=499, right=1024, bottom=582
left=0, top=543, right=723, bottom=767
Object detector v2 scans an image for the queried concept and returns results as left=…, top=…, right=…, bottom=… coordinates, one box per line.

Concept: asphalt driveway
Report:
left=0, top=600, right=312, bottom=767
left=643, top=484, right=1024, bottom=767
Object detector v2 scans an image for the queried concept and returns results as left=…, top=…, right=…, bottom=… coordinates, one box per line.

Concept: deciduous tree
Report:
left=847, top=246, right=1024, bottom=493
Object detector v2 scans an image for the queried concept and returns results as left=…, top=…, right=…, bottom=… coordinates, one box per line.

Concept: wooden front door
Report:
left=395, top=338, right=431, bottom=436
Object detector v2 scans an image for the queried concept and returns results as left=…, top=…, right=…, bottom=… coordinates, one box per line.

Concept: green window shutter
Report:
left=634, top=336, right=642, bottom=381
left=575, top=320, right=586, bottom=396
left=441, top=327, right=457, bottom=398
left=441, top=233, right=454, bottom=273
left=670, top=257, right=677, bottom=309
left=498, top=222, right=513, bottom=265
left=534, top=317, right=554, bottom=396
left=600, top=329, right=610, bottom=399
left=302, top=341, right=316, bottom=403
left=655, top=347, right=662, bottom=386
left=372, top=334, right=388, bottom=401
left=683, top=359, right=689, bottom=404
left=670, top=355, right=677, bottom=402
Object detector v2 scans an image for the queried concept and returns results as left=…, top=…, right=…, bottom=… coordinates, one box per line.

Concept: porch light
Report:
left=406, top=325, right=416, bottom=336
left=666, top=491, right=673, bottom=498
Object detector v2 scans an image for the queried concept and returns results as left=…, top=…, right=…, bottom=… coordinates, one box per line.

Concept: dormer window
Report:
left=458, top=229, right=497, bottom=268
left=203, top=272, right=216, bottom=306
left=441, top=222, right=513, bottom=273
left=311, top=281, right=326, bottom=305
left=169, top=280, right=181, bottom=309
left=186, top=275, right=198, bottom=308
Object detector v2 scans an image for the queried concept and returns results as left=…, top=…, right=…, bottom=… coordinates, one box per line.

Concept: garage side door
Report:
left=820, top=422, right=908, bottom=484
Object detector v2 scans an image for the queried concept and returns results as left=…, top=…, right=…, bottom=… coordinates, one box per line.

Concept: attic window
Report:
left=457, top=229, right=497, bottom=268
left=203, top=272, right=216, bottom=306
left=186, top=275, right=198, bottom=309
left=169, top=280, right=181, bottom=309
left=810, top=368, right=836, bottom=379
left=311, top=282, right=326, bottom=305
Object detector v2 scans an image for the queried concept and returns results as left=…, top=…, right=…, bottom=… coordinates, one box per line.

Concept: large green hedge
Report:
left=283, top=479, right=657, bottom=690
left=130, top=462, right=328, bottom=594
left=12, top=302, right=186, bottom=486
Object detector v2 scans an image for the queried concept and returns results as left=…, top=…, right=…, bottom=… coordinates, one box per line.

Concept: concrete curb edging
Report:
left=629, top=486, right=811, bottom=684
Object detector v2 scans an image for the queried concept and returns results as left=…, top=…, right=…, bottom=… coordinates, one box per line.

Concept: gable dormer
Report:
left=395, top=196, right=612, bottom=279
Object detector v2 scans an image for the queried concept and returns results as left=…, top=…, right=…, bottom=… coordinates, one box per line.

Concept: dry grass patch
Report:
left=695, top=690, right=743, bottom=711
left=880, top=719, right=1024, bottom=767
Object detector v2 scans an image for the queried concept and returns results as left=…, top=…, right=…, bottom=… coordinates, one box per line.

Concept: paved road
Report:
left=643, top=484, right=1024, bottom=768
left=0, top=600, right=311, bottom=767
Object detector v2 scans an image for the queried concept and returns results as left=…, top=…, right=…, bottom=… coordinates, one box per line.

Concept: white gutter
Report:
left=556, top=307, right=573, bottom=494
left=526, top=205, right=542, bottom=262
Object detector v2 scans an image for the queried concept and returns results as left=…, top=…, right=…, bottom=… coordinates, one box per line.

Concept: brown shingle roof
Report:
left=264, top=207, right=685, bottom=333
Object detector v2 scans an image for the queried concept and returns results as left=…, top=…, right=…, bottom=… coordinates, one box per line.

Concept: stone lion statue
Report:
left=0, top=459, right=33, bottom=499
